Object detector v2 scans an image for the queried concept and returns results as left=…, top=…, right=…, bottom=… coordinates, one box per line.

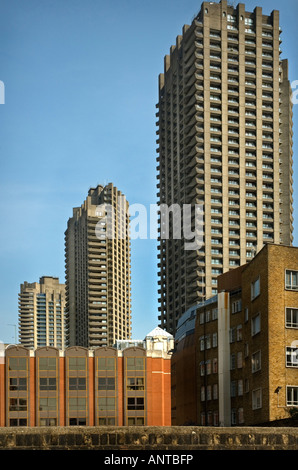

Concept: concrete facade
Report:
left=156, top=0, right=294, bottom=337
left=18, top=276, right=66, bottom=350
left=65, top=183, right=131, bottom=348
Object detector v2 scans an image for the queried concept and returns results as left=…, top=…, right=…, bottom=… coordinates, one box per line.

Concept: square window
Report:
left=286, top=308, right=298, bottom=328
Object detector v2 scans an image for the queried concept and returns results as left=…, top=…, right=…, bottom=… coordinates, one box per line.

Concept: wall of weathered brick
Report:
left=0, top=426, right=297, bottom=450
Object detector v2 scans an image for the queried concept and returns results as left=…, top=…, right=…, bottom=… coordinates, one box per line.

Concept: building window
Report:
left=69, top=397, right=86, bottom=411
left=251, top=313, right=261, bottom=336
left=69, top=377, right=86, bottom=390
left=98, top=397, right=115, bottom=411
left=127, top=417, right=144, bottom=426
left=237, top=351, right=243, bottom=368
left=39, top=378, right=56, bottom=391
left=40, top=418, right=57, bottom=426
left=127, top=397, right=144, bottom=410
left=38, top=357, right=56, bottom=370
left=230, top=353, right=236, bottom=370
left=9, top=398, right=27, bottom=411
left=237, top=324, right=242, bottom=341
left=9, top=378, right=27, bottom=391
left=231, top=381, right=237, bottom=397
left=212, top=308, right=218, bottom=320
left=126, top=357, right=144, bottom=371
left=251, top=276, right=260, bottom=300
left=244, top=307, right=249, bottom=323
left=98, top=377, right=115, bottom=391
left=252, top=388, right=262, bottom=410
left=9, top=418, right=27, bottom=426
left=238, top=407, right=244, bottom=424
left=39, top=397, right=56, bottom=411
left=232, top=300, right=242, bottom=313
left=285, top=270, right=298, bottom=290
left=252, top=350, right=261, bottom=373
left=68, top=357, right=86, bottom=371
left=98, top=417, right=116, bottom=426
left=69, top=418, right=86, bottom=426
left=8, top=357, right=27, bottom=371
left=287, top=386, right=298, bottom=406
left=286, top=308, right=298, bottom=328
left=126, top=378, right=144, bottom=391
left=97, top=357, right=116, bottom=371
left=286, top=347, right=298, bottom=368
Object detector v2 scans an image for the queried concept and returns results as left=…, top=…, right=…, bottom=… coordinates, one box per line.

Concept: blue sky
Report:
left=0, top=0, right=297, bottom=343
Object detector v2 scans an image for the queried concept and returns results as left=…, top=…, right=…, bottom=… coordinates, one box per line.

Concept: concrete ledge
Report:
left=0, top=426, right=297, bottom=450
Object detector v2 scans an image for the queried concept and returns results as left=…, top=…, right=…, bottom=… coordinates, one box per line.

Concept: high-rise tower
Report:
left=18, top=276, right=66, bottom=349
left=156, top=0, right=293, bottom=335
left=65, top=183, right=131, bottom=347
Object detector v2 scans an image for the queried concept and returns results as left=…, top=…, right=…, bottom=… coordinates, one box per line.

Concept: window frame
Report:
left=285, top=307, right=298, bottom=328
left=251, top=350, right=261, bottom=373
left=252, top=388, right=262, bottom=410
left=251, top=312, right=261, bottom=336
left=251, top=276, right=260, bottom=300
left=285, top=269, right=298, bottom=291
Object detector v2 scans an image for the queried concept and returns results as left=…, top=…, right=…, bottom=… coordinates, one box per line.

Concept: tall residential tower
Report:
left=18, top=276, right=66, bottom=349
left=156, top=0, right=293, bottom=335
left=65, top=183, right=131, bottom=347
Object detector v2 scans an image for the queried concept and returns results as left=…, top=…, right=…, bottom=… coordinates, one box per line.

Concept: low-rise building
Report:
left=0, top=327, right=173, bottom=427
left=172, top=244, right=298, bottom=426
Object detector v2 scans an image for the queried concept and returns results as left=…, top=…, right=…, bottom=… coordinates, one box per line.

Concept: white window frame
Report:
left=287, top=386, right=298, bottom=406
left=285, top=307, right=298, bottom=328
left=285, top=270, right=298, bottom=291
left=286, top=346, right=298, bottom=368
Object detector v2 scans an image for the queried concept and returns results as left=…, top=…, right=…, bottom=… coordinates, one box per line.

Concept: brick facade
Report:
left=0, top=328, right=173, bottom=427
left=172, top=244, right=298, bottom=426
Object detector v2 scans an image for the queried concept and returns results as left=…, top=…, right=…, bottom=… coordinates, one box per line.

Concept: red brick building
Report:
left=0, top=327, right=173, bottom=427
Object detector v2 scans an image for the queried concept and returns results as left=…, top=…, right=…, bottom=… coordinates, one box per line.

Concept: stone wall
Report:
left=0, top=426, right=297, bottom=450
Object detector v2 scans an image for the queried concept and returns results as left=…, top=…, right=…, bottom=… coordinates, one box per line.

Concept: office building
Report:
left=65, top=183, right=131, bottom=348
left=18, top=276, right=66, bottom=349
left=171, top=244, right=298, bottom=426
left=0, top=327, right=173, bottom=427
left=156, top=0, right=293, bottom=335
